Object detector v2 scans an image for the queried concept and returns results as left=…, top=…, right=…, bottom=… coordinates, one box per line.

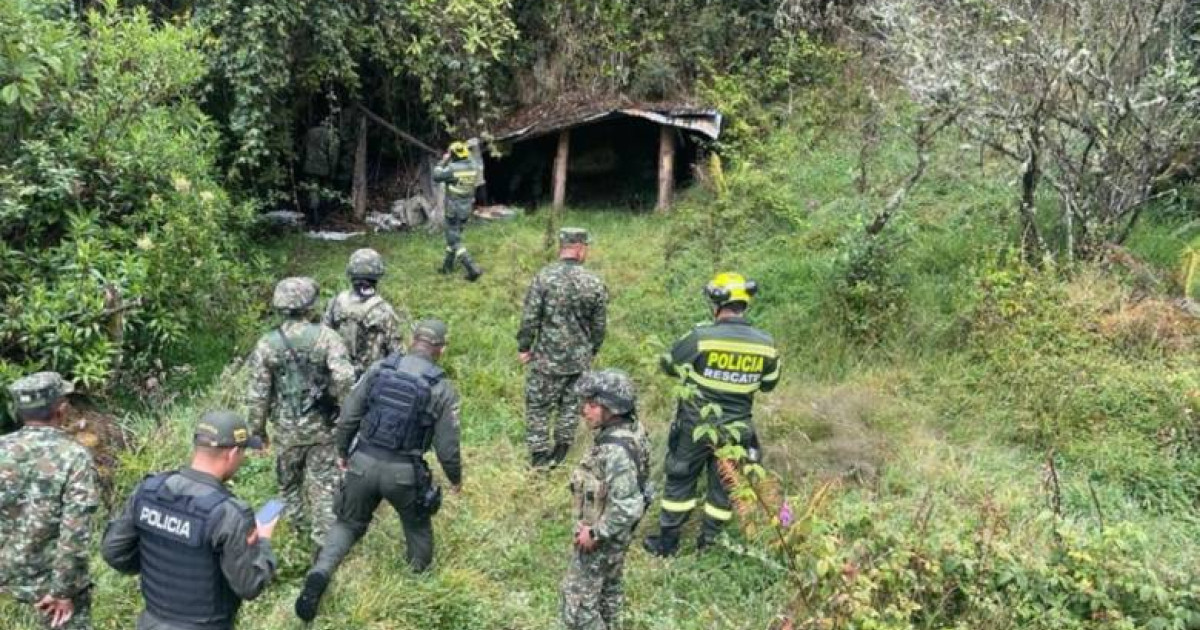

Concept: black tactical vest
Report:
left=361, top=354, right=443, bottom=452
left=133, top=472, right=239, bottom=629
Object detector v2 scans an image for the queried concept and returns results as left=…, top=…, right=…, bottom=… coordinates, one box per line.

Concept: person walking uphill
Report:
left=323, top=248, right=410, bottom=376
left=561, top=369, right=651, bottom=630
left=101, top=410, right=278, bottom=630
left=517, top=227, right=608, bottom=469
left=0, top=372, right=99, bottom=630
left=246, top=277, right=355, bottom=547
left=295, top=319, right=463, bottom=623
left=434, top=140, right=484, bottom=281
left=643, top=272, right=780, bottom=557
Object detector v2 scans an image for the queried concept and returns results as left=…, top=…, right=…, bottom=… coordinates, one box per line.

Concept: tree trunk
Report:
left=656, top=125, right=675, bottom=212
left=552, top=130, right=570, bottom=213
left=351, top=114, right=368, bottom=221
left=1019, top=143, right=1047, bottom=264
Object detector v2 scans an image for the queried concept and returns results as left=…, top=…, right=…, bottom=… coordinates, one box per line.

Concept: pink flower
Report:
left=778, top=500, right=794, bottom=528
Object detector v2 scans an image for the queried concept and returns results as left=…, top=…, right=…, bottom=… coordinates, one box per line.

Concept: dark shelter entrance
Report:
left=483, top=101, right=722, bottom=211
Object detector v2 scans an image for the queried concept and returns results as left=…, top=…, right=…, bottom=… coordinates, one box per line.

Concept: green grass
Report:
left=4, top=120, right=1200, bottom=628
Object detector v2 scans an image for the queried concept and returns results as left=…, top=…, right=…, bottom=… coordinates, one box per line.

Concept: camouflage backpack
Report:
left=266, top=324, right=329, bottom=417
left=330, top=294, right=386, bottom=363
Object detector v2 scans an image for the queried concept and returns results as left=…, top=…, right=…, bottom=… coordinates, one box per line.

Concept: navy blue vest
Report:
left=361, top=354, right=443, bottom=453
left=133, top=472, right=239, bottom=629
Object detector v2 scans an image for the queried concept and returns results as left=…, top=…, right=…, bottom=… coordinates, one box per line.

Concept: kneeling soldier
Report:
left=295, top=319, right=463, bottom=622
left=561, top=369, right=651, bottom=630
left=101, top=410, right=278, bottom=630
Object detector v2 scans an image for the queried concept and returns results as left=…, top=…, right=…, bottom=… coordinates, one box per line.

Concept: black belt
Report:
left=356, top=442, right=425, bottom=463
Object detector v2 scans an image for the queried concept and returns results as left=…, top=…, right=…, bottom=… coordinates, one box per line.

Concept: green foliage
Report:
left=0, top=1, right=262, bottom=420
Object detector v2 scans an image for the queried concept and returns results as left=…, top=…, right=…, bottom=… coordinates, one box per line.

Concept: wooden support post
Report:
left=552, top=130, right=570, bottom=213
left=656, top=125, right=675, bottom=212
left=351, top=113, right=368, bottom=221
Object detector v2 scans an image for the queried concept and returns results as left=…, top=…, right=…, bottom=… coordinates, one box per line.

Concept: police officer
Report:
left=101, top=410, right=278, bottom=630
left=323, top=248, right=410, bottom=375
left=433, top=140, right=484, bottom=281
left=0, top=372, right=99, bottom=630
left=246, top=277, right=355, bottom=547
left=295, top=319, right=463, bottom=622
left=517, top=227, right=608, bottom=468
left=643, top=272, right=780, bottom=557
left=561, top=369, right=651, bottom=630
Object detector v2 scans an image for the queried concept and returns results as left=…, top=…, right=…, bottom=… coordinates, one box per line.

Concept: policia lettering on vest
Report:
left=101, top=410, right=278, bottom=630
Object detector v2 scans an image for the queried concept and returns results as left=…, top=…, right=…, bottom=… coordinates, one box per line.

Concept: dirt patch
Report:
left=64, top=405, right=128, bottom=504
left=1096, top=297, right=1199, bottom=353
left=756, top=383, right=904, bottom=487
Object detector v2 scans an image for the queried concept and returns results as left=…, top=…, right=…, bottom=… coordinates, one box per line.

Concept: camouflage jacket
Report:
left=662, top=316, right=780, bottom=424
left=0, top=425, right=99, bottom=600
left=246, top=319, right=355, bottom=448
left=433, top=157, right=481, bottom=218
left=322, top=290, right=409, bottom=375
left=570, top=419, right=648, bottom=544
left=517, top=259, right=608, bottom=375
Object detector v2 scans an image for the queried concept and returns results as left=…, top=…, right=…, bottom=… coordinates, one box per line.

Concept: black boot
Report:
left=439, top=249, right=456, bottom=274
left=696, top=532, right=718, bottom=552
left=294, top=570, right=329, bottom=622
left=643, top=527, right=681, bottom=558
left=530, top=450, right=552, bottom=470
left=461, top=253, right=483, bottom=282
left=547, top=442, right=571, bottom=468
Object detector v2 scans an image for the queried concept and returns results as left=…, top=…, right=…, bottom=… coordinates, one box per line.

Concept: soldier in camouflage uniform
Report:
left=246, top=277, right=355, bottom=546
left=433, top=140, right=484, bottom=282
left=561, top=369, right=651, bottom=630
left=323, top=248, right=409, bottom=375
left=0, top=372, right=99, bottom=630
left=517, top=227, right=608, bottom=468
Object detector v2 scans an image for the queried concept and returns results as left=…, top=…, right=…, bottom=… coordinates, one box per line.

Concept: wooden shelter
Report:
left=487, top=96, right=722, bottom=212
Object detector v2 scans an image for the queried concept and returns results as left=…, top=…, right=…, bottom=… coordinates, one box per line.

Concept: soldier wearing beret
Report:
left=0, top=372, right=99, bottom=629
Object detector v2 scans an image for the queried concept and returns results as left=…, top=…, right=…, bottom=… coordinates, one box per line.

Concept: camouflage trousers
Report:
left=560, top=543, right=628, bottom=630
left=276, top=442, right=340, bottom=546
left=3, top=587, right=91, bottom=630
left=524, top=370, right=582, bottom=456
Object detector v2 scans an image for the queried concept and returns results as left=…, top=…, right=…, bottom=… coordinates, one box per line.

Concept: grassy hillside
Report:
left=4, top=122, right=1199, bottom=629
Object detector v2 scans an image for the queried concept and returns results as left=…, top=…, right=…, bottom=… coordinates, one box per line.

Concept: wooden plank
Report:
left=552, top=130, right=570, bottom=212
left=355, top=103, right=440, bottom=156
left=351, top=113, right=368, bottom=221
left=656, top=125, right=675, bottom=212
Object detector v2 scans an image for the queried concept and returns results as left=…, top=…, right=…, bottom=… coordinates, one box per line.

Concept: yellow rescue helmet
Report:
left=449, top=141, right=470, bottom=159
left=705, top=272, right=758, bottom=307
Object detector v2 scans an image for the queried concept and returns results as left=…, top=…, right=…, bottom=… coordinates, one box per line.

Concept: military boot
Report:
left=439, top=249, right=456, bottom=274
left=530, top=450, right=553, bottom=470
left=547, top=442, right=571, bottom=468
left=461, top=253, right=483, bottom=282
left=294, top=570, right=329, bottom=622
left=643, top=527, right=681, bottom=558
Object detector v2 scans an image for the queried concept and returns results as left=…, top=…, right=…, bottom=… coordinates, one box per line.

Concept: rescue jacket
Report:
left=662, top=316, right=780, bottom=424
left=133, top=472, right=239, bottom=630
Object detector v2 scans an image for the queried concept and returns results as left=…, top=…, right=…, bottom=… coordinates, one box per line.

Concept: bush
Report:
left=0, top=1, right=262, bottom=421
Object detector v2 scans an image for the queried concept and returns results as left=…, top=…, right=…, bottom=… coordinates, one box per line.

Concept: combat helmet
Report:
left=346, top=248, right=385, bottom=280
left=575, top=369, right=637, bottom=416
left=272, top=277, right=319, bottom=314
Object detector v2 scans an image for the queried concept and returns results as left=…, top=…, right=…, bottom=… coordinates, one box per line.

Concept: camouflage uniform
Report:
left=246, top=278, right=355, bottom=545
left=433, top=143, right=484, bottom=280
left=323, top=249, right=409, bottom=375
left=561, top=370, right=650, bottom=630
left=517, top=228, right=608, bottom=462
left=0, top=373, right=99, bottom=630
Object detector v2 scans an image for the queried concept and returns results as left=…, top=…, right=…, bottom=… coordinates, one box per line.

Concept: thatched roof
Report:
left=491, top=94, right=722, bottom=143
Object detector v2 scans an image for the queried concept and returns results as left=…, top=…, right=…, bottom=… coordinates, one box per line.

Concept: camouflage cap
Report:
left=8, top=372, right=74, bottom=411
left=412, top=319, right=449, bottom=346
left=559, top=227, right=590, bottom=245
left=574, top=368, right=637, bottom=415
left=194, top=410, right=264, bottom=450
left=272, top=277, right=319, bottom=312
left=347, top=248, right=385, bottom=279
